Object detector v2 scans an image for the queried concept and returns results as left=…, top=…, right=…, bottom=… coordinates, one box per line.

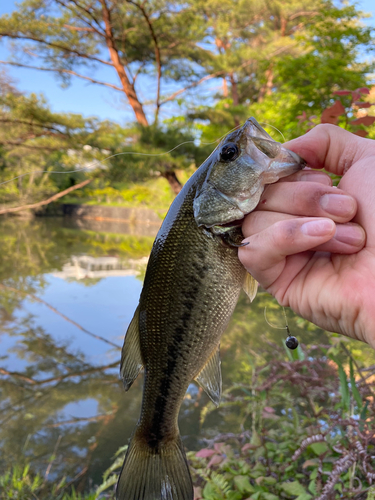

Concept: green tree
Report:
left=0, top=71, right=126, bottom=204
left=188, top=0, right=374, bottom=140
left=0, top=0, right=210, bottom=126
left=1, top=0, right=373, bottom=193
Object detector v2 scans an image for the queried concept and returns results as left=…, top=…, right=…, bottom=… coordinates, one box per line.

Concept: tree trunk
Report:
left=0, top=179, right=92, bottom=215
left=229, top=73, right=240, bottom=127
left=161, top=170, right=183, bottom=195
left=229, top=73, right=239, bottom=106
left=100, top=0, right=149, bottom=127
left=258, top=66, right=274, bottom=103
left=223, top=77, right=228, bottom=98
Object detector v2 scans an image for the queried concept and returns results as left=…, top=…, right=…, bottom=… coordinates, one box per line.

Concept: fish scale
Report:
left=117, top=118, right=306, bottom=500
left=138, top=180, right=243, bottom=437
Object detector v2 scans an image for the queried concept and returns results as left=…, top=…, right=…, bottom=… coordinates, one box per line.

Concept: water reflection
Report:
left=0, top=216, right=374, bottom=492
left=53, top=255, right=149, bottom=280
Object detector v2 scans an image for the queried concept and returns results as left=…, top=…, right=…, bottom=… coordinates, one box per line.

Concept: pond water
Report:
left=0, top=216, right=374, bottom=493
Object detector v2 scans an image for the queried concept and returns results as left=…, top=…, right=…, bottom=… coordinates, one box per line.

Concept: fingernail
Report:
left=301, top=219, right=335, bottom=236
left=300, top=172, right=331, bottom=185
left=334, top=224, right=365, bottom=246
left=320, top=194, right=355, bottom=217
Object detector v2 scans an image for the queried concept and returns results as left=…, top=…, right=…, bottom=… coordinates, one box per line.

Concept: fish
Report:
left=116, top=118, right=306, bottom=500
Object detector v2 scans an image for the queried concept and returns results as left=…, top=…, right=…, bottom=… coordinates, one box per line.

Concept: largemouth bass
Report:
left=117, top=118, right=305, bottom=500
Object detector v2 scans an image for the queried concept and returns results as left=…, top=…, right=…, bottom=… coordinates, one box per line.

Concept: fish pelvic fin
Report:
left=195, top=346, right=222, bottom=407
left=120, top=305, right=143, bottom=391
left=243, top=272, right=258, bottom=302
left=116, top=432, right=193, bottom=500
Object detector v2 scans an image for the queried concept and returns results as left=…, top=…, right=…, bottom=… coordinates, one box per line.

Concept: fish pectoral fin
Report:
left=120, top=305, right=143, bottom=391
left=195, top=346, right=222, bottom=407
left=243, top=272, right=258, bottom=302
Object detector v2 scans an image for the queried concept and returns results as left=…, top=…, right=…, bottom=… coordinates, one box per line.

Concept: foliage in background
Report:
left=87, top=341, right=375, bottom=500
left=0, top=0, right=374, bottom=200
left=2, top=340, right=375, bottom=499
left=1, top=217, right=375, bottom=498
left=0, top=70, right=123, bottom=205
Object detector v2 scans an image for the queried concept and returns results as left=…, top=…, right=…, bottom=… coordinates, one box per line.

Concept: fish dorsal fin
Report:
left=195, top=346, right=222, bottom=407
left=243, top=272, right=258, bottom=302
left=120, top=305, right=143, bottom=391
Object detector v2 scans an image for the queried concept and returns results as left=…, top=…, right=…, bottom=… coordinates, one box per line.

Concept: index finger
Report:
left=284, top=124, right=375, bottom=176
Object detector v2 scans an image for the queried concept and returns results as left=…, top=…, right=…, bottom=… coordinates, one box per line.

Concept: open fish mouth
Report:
left=193, top=118, right=306, bottom=230
left=217, top=218, right=244, bottom=228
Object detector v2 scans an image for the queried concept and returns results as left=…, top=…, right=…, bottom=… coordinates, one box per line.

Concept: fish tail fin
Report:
left=116, top=429, right=193, bottom=500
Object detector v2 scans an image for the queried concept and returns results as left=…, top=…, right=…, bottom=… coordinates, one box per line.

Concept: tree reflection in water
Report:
left=0, top=217, right=374, bottom=493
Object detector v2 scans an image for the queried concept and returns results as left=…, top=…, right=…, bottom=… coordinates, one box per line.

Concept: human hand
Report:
left=239, top=124, right=375, bottom=348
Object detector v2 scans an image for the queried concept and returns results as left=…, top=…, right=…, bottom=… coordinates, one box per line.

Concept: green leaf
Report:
left=349, top=359, right=362, bottom=409
left=280, top=481, right=308, bottom=496
left=360, top=400, right=369, bottom=422
left=234, top=476, right=255, bottom=494
left=250, top=430, right=262, bottom=447
left=295, top=344, right=305, bottom=361
left=262, top=477, right=277, bottom=485
left=309, top=443, right=328, bottom=456
left=203, top=482, right=222, bottom=500
left=262, top=494, right=279, bottom=500
left=335, top=358, right=350, bottom=410
left=283, top=341, right=294, bottom=361
left=226, top=492, right=242, bottom=500
left=308, top=479, right=317, bottom=496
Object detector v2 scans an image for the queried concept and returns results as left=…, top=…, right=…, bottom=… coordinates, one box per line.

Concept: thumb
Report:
left=284, top=124, right=375, bottom=176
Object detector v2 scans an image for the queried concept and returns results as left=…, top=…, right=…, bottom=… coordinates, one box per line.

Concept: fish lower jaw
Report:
left=210, top=219, right=243, bottom=235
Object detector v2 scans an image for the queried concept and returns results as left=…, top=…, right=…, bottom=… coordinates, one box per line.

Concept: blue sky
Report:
left=0, top=0, right=374, bottom=124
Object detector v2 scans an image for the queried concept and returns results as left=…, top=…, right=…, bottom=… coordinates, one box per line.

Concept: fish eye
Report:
left=220, top=143, right=239, bottom=162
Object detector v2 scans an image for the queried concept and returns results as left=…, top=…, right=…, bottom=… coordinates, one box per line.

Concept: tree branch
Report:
left=0, top=118, right=69, bottom=135
left=160, top=72, right=223, bottom=105
left=0, top=361, right=119, bottom=386
left=63, top=24, right=96, bottom=32
left=0, top=33, right=113, bottom=66
left=66, top=0, right=107, bottom=34
left=0, top=283, right=121, bottom=349
left=127, top=0, right=162, bottom=121
left=0, top=60, right=122, bottom=91
left=45, top=414, right=112, bottom=427
left=55, top=0, right=106, bottom=37
left=36, top=361, right=120, bottom=385
left=0, top=179, right=92, bottom=215
left=99, top=0, right=149, bottom=126
left=0, top=140, right=61, bottom=151
left=0, top=367, right=36, bottom=384
left=289, top=11, right=319, bottom=20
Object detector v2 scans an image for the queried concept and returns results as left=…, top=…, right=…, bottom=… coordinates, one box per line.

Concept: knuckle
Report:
left=291, top=183, right=322, bottom=214
left=338, top=141, right=358, bottom=175
left=314, top=123, right=336, bottom=135
left=272, top=219, right=299, bottom=247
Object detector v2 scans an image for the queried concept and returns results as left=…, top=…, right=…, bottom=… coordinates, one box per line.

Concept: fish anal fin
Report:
left=243, top=272, right=258, bottom=302
left=195, top=346, right=222, bottom=407
left=120, top=305, right=143, bottom=391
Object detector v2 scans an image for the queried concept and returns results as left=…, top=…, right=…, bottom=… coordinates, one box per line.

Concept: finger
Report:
left=257, top=182, right=357, bottom=223
left=277, top=169, right=332, bottom=185
left=238, top=217, right=336, bottom=289
left=243, top=212, right=365, bottom=254
left=284, top=124, right=375, bottom=175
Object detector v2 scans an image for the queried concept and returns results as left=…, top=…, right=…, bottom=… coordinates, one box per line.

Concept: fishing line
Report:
left=258, top=122, right=286, bottom=143
left=264, top=306, right=299, bottom=350
left=0, top=126, right=242, bottom=188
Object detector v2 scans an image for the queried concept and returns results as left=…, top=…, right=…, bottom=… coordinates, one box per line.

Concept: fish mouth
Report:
left=193, top=117, right=307, bottom=230
left=216, top=218, right=244, bottom=228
